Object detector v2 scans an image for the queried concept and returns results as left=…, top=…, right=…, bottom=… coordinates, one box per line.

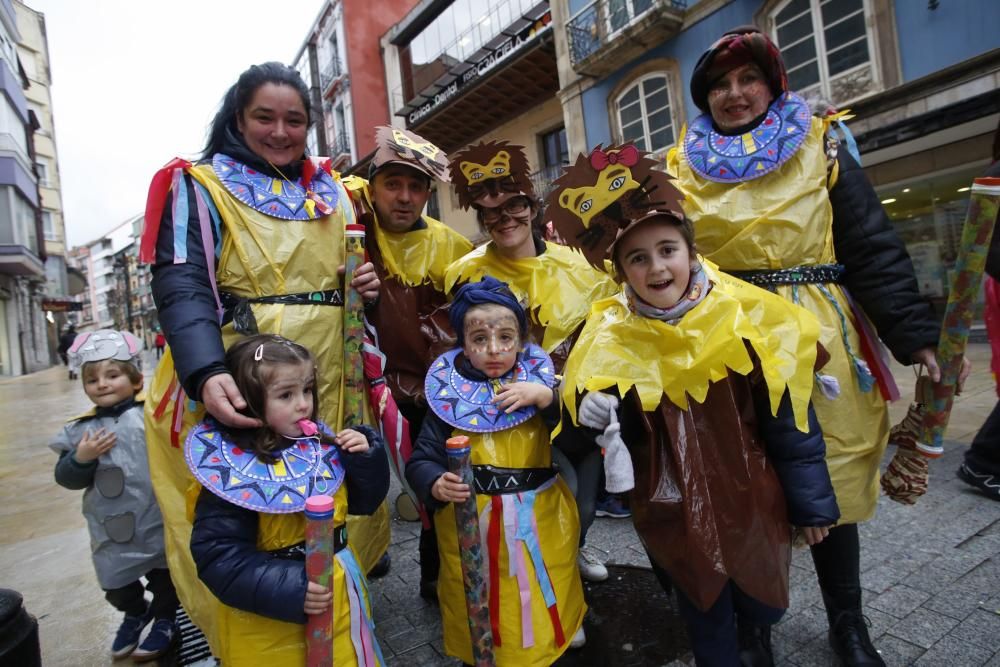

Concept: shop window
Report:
left=613, top=73, right=676, bottom=154
left=769, top=0, right=879, bottom=105
left=877, top=164, right=987, bottom=323
left=426, top=188, right=441, bottom=220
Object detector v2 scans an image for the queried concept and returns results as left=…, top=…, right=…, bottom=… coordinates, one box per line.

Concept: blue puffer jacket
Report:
left=190, top=424, right=389, bottom=624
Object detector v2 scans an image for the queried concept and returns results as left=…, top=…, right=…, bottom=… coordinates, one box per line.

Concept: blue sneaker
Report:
left=110, top=609, right=151, bottom=659
left=131, top=618, right=177, bottom=663
left=595, top=494, right=631, bottom=519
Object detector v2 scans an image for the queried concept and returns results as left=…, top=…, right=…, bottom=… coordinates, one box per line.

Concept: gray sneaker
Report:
left=577, top=545, right=608, bottom=582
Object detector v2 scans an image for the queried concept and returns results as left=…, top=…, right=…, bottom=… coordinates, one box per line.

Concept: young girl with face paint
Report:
left=406, top=276, right=587, bottom=666
left=549, top=144, right=841, bottom=666
left=185, top=334, right=390, bottom=666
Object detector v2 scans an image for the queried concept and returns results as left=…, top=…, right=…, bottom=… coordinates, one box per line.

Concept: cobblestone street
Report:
left=2, top=346, right=998, bottom=666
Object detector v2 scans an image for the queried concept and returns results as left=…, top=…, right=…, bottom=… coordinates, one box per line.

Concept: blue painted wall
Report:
left=578, top=0, right=1000, bottom=150
left=580, top=0, right=758, bottom=149
left=894, top=0, right=1000, bottom=82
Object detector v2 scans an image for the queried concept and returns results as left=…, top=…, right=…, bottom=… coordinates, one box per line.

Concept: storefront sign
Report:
left=407, top=10, right=552, bottom=127
left=42, top=299, right=83, bottom=312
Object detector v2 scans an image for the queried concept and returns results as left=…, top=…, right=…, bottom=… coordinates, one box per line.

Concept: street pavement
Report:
left=1, top=346, right=998, bottom=666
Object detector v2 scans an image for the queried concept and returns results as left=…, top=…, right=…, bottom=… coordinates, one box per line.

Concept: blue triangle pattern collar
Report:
left=185, top=418, right=345, bottom=514
left=683, top=91, right=812, bottom=184
left=212, top=153, right=339, bottom=220
left=426, top=344, right=556, bottom=433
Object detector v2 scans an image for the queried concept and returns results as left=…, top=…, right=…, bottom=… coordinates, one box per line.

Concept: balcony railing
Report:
left=567, top=0, right=686, bottom=69
left=529, top=164, right=567, bottom=202
left=320, top=57, right=344, bottom=91
left=329, top=131, right=351, bottom=160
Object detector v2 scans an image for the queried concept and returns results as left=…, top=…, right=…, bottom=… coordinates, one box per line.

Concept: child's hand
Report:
left=797, top=525, right=830, bottom=546
left=432, top=472, right=470, bottom=503
left=74, top=428, right=117, bottom=463
left=304, top=581, right=332, bottom=615
left=334, top=429, right=370, bottom=453
left=493, top=381, right=552, bottom=413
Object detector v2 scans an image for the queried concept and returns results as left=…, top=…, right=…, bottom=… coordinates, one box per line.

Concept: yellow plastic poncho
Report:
left=203, top=481, right=382, bottom=666
left=561, top=261, right=821, bottom=433
left=145, top=162, right=390, bottom=655
left=434, top=416, right=586, bottom=666
left=444, top=241, right=618, bottom=354
left=668, top=117, right=889, bottom=522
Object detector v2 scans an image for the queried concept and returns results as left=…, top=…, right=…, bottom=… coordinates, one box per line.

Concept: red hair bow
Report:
left=590, top=145, right=639, bottom=171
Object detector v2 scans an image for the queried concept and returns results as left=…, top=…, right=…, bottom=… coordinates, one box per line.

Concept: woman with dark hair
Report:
left=140, top=61, right=391, bottom=661
left=443, top=141, right=620, bottom=586
left=667, top=27, right=966, bottom=666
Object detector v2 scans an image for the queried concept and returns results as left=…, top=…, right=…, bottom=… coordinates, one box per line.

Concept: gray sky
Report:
left=27, top=0, right=325, bottom=245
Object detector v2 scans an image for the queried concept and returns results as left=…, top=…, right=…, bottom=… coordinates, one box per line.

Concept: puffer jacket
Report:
left=190, top=424, right=388, bottom=624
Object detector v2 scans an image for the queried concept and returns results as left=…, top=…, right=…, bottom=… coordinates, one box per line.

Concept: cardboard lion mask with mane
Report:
left=546, top=143, right=685, bottom=268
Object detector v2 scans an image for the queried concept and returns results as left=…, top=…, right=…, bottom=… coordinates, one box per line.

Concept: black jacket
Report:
left=829, top=150, right=939, bottom=363
left=189, top=424, right=389, bottom=624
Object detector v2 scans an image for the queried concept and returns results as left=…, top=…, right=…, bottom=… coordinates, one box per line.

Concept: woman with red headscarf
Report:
left=668, top=26, right=964, bottom=667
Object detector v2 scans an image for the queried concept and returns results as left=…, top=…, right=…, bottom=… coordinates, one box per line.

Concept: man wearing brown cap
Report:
left=343, top=127, right=472, bottom=598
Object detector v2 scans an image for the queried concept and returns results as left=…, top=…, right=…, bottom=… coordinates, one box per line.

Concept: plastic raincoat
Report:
left=142, top=156, right=390, bottom=654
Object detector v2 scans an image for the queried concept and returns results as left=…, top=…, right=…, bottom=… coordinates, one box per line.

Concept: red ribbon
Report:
left=590, top=145, right=639, bottom=171
left=140, top=158, right=193, bottom=264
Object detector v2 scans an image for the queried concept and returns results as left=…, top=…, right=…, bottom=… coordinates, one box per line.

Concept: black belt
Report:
left=472, top=465, right=555, bottom=496
left=221, top=289, right=344, bottom=335
left=729, top=263, right=844, bottom=287
left=268, top=524, right=347, bottom=560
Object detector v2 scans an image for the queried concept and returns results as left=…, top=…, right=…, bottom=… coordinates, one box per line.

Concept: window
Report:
left=36, top=160, right=48, bottom=187
left=607, top=0, right=654, bottom=34
left=770, top=0, right=877, bottom=104
left=614, top=73, right=676, bottom=153
left=42, top=210, right=55, bottom=241
left=540, top=127, right=568, bottom=169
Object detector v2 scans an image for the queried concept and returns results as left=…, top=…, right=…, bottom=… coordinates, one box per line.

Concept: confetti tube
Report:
left=446, top=435, right=495, bottom=666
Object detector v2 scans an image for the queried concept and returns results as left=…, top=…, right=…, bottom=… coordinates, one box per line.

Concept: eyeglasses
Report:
left=477, top=198, right=530, bottom=223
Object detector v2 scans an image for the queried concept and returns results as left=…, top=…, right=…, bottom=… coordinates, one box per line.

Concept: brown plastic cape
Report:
left=621, top=367, right=791, bottom=612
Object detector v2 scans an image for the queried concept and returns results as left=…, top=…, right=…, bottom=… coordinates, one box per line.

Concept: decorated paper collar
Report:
left=683, top=91, right=812, bottom=184
left=426, top=344, right=555, bottom=433
left=185, top=418, right=344, bottom=514
left=213, top=153, right=340, bottom=220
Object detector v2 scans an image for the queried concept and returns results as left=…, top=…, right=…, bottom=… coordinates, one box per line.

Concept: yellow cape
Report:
left=342, top=175, right=472, bottom=291
left=561, top=261, right=821, bottom=432
left=69, top=391, right=146, bottom=422
left=444, top=241, right=619, bottom=353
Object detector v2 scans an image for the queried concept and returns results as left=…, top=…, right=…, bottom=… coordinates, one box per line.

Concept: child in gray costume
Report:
left=50, top=329, right=179, bottom=662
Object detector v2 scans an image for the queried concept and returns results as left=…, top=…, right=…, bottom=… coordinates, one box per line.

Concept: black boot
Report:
left=367, top=552, right=391, bottom=579
left=737, top=619, right=774, bottom=667
left=828, top=609, right=884, bottom=666
left=811, top=524, right=885, bottom=667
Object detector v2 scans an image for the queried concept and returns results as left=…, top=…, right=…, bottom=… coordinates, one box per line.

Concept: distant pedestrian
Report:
left=57, top=323, right=77, bottom=379
left=49, top=329, right=179, bottom=662
left=153, top=331, right=165, bottom=359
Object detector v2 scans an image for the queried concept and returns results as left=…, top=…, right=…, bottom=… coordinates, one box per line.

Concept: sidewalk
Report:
left=0, top=347, right=997, bottom=665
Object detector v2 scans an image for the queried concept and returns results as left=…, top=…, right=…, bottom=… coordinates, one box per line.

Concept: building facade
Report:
left=382, top=0, right=561, bottom=240
left=14, top=0, right=80, bottom=362
left=0, top=0, right=47, bottom=376
left=292, top=0, right=423, bottom=172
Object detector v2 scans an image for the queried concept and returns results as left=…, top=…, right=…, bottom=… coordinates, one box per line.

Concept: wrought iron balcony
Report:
left=320, top=57, right=344, bottom=92
left=329, top=131, right=351, bottom=162
left=529, top=163, right=567, bottom=202
left=566, top=0, right=685, bottom=76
